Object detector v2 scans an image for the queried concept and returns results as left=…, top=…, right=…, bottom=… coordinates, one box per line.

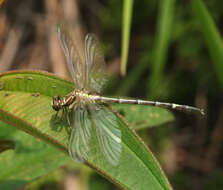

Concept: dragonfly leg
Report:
left=61, top=107, right=65, bottom=120
left=53, top=110, right=60, bottom=123
left=55, top=110, right=59, bottom=118
left=58, top=107, right=71, bottom=130
left=64, top=107, right=71, bottom=129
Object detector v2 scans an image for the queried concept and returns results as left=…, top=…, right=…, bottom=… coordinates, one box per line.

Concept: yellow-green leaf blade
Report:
left=113, top=104, right=174, bottom=130
left=0, top=70, right=172, bottom=190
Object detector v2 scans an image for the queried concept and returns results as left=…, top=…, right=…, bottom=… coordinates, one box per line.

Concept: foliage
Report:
left=0, top=71, right=174, bottom=189
left=1, top=0, right=223, bottom=189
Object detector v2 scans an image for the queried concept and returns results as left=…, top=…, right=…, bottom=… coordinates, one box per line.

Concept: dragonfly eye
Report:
left=52, top=95, right=61, bottom=111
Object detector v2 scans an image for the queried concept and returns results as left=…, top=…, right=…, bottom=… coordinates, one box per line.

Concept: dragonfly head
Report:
left=52, top=95, right=62, bottom=111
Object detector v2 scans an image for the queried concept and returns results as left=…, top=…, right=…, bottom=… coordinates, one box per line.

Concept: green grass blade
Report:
left=148, top=0, right=175, bottom=98
left=0, top=70, right=172, bottom=190
left=191, top=0, right=223, bottom=86
left=117, top=55, right=151, bottom=96
left=121, top=0, right=134, bottom=76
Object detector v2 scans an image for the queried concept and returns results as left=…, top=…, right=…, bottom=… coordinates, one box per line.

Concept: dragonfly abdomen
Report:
left=93, top=96, right=204, bottom=115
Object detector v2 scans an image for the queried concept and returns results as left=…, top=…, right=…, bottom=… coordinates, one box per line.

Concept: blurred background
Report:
left=0, top=0, right=222, bottom=190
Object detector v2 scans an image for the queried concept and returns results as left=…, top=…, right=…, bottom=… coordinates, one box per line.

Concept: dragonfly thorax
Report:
left=52, top=90, right=96, bottom=112
left=74, top=90, right=95, bottom=105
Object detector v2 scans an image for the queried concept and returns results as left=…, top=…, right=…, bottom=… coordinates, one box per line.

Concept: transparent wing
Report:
left=69, top=104, right=122, bottom=166
left=89, top=104, right=122, bottom=166
left=84, top=34, right=108, bottom=93
left=57, top=25, right=85, bottom=89
left=68, top=107, right=92, bottom=163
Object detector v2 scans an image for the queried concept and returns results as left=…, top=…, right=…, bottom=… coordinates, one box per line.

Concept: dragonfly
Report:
left=52, top=26, right=204, bottom=166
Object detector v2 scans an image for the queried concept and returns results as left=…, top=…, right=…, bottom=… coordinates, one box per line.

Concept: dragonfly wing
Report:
left=89, top=105, right=122, bottom=166
left=69, top=107, right=92, bottom=163
left=84, top=34, right=108, bottom=93
left=57, top=25, right=85, bottom=89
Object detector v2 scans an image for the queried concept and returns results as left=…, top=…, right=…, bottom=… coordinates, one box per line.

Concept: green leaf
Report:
left=121, top=0, right=134, bottom=76
left=113, top=104, right=174, bottom=130
left=0, top=122, right=71, bottom=190
left=191, top=0, right=223, bottom=87
left=0, top=139, right=15, bottom=153
left=0, top=70, right=172, bottom=190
